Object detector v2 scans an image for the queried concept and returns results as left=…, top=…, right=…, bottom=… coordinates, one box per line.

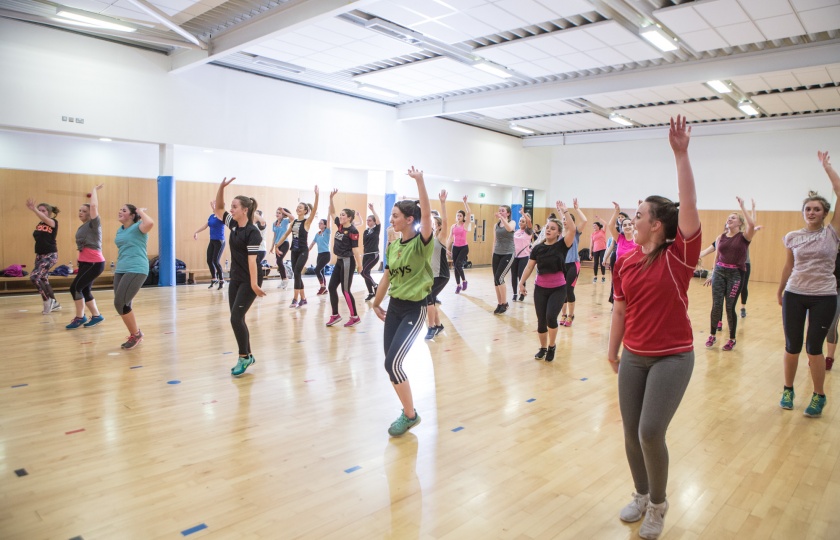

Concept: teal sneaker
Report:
left=83, top=314, right=105, bottom=327
left=803, top=393, right=826, bottom=418
left=780, top=388, right=795, bottom=410
left=65, top=316, right=88, bottom=329
left=231, top=354, right=255, bottom=376
left=388, top=409, right=421, bottom=437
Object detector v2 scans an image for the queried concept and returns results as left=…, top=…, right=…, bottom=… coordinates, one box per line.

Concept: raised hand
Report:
left=220, top=176, right=236, bottom=188
left=94, top=183, right=104, bottom=191
left=314, top=185, right=319, bottom=196
left=558, top=201, right=568, bottom=214
left=407, top=166, right=424, bottom=181
left=439, top=189, right=448, bottom=202
left=330, top=188, right=338, bottom=199
left=463, top=195, right=468, bottom=203
left=368, top=202, right=374, bottom=211
left=736, top=196, right=745, bottom=209
left=613, top=201, right=621, bottom=211
left=26, top=198, right=36, bottom=211
left=669, top=115, right=691, bottom=153
left=573, top=198, right=579, bottom=209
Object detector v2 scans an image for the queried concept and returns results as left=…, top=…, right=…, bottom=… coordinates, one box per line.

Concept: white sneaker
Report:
left=639, top=500, right=668, bottom=539
left=50, top=299, right=61, bottom=312
left=42, top=299, right=52, bottom=315
left=281, top=279, right=289, bottom=289
left=619, top=492, right=649, bottom=522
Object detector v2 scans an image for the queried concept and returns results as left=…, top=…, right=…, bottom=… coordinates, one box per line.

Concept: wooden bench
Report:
left=0, top=271, right=118, bottom=295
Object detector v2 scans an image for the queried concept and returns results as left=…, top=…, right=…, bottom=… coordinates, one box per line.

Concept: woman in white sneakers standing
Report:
left=777, top=151, right=840, bottom=418
left=608, top=116, right=701, bottom=539
left=26, top=198, right=61, bottom=314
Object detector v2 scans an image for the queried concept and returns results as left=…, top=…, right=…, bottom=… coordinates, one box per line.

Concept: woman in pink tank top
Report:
left=447, top=196, right=473, bottom=293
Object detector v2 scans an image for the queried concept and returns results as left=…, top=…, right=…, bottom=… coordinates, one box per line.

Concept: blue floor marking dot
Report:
left=526, top=398, right=536, bottom=402
left=130, top=365, right=143, bottom=369
left=181, top=523, right=207, bottom=536
left=344, top=466, right=361, bottom=473
left=451, top=426, right=464, bottom=432
left=167, top=380, right=181, bottom=385
left=14, top=468, right=28, bottom=477
left=580, top=378, right=588, bottom=381
left=12, top=384, right=28, bottom=388
left=222, top=351, right=233, bottom=355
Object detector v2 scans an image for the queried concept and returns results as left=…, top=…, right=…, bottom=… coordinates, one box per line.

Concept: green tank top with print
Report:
left=386, top=233, right=434, bottom=302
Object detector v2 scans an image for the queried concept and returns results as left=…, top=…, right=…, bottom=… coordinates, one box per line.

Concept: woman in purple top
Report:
left=702, top=197, right=756, bottom=351
left=518, top=202, right=579, bottom=363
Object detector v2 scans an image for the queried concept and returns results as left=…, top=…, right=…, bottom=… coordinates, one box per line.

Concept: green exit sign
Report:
left=479, top=192, right=486, bottom=198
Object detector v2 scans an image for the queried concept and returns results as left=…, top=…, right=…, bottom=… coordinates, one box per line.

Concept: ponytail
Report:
left=642, top=196, right=679, bottom=268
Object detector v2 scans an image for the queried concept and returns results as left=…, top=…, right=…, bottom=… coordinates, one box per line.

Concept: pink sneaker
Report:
left=462, top=281, right=468, bottom=291
left=455, top=284, right=462, bottom=294
left=344, top=315, right=361, bottom=327
left=326, top=314, right=342, bottom=326
left=705, top=335, right=716, bottom=348
left=722, top=339, right=736, bottom=351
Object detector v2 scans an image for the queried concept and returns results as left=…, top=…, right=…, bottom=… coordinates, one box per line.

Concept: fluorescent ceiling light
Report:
left=490, top=184, right=497, bottom=187
left=640, top=26, right=678, bottom=52
left=706, top=80, right=731, bottom=93
left=253, top=57, right=305, bottom=74
left=474, top=62, right=513, bottom=79
left=453, top=179, right=460, bottom=182
left=509, top=123, right=535, bottom=135
left=99, top=138, right=112, bottom=142
left=56, top=11, right=136, bottom=32
left=738, top=101, right=759, bottom=116
left=609, top=114, right=634, bottom=127
left=357, top=83, right=400, bottom=98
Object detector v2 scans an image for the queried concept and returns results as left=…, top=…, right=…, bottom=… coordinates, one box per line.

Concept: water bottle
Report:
left=225, top=260, right=229, bottom=271
left=67, top=261, right=74, bottom=274
left=110, top=261, right=115, bottom=270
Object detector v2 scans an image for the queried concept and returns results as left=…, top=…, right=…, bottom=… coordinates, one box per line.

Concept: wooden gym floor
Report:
left=0, top=268, right=837, bottom=539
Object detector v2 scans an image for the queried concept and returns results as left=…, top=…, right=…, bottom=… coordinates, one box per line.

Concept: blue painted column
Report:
left=157, top=144, right=175, bottom=286
left=384, top=192, right=396, bottom=266
left=511, top=204, right=523, bottom=229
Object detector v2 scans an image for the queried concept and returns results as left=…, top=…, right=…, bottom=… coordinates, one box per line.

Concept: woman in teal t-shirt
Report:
left=372, top=166, right=433, bottom=437
left=114, top=204, right=154, bottom=350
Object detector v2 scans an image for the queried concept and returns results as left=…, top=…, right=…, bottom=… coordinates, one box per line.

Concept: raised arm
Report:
left=572, top=198, right=588, bottom=232
left=214, top=177, right=235, bottom=221
left=368, top=202, right=380, bottom=226
left=328, top=188, right=338, bottom=222
left=254, top=209, right=266, bottom=227
left=438, top=190, right=449, bottom=243
left=407, top=166, right=433, bottom=240
left=136, top=208, right=155, bottom=234
left=305, top=186, right=320, bottom=229
left=607, top=202, right=621, bottom=241
left=818, top=151, right=840, bottom=230
left=559, top=201, right=577, bottom=247
left=89, top=184, right=103, bottom=220
left=669, top=115, right=700, bottom=237
left=25, top=199, right=56, bottom=228
left=737, top=196, right=756, bottom=241
left=463, top=196, right=473, bottom=232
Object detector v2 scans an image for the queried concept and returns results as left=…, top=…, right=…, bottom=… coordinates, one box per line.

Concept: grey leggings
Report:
left=710, top=266, right=741, bottom=339
left=827, top=287, right=840, bottom=346
left=113, top=272, right=146, bottom=315
left=619, top=349, right=694, bottom=505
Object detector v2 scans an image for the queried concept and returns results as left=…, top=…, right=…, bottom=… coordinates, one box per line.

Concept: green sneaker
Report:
left=803, top=393, right=826, bottom=418
left=780, top=388, right=794, bottom=410
left=231, top=354, right=255, bottom=377
left=388, top=409, right=421, bottom=437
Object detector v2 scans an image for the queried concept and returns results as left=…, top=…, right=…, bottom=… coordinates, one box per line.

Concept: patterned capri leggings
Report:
left=31, top=252, right=58, bottom=301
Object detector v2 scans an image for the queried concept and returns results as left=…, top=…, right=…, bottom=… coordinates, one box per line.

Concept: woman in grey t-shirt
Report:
left=66, top=184, right=106, bottom=329
left=491, top=205, right=515, bottom=314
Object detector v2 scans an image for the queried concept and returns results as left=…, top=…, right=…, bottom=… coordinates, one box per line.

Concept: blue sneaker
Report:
left=231, top=354, right=255, bottom=376
left=83, top=314, right=105, bottom=327
left=780, top=388, right=795, bottom=410
left=65, top=316, right=87, bottom=329
left=803, top=393, right=826, bottom=418
left=388, top=409, right=421, bottom=437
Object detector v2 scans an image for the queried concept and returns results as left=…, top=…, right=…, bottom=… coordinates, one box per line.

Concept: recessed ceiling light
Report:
left=640, top=26, right=678, bottom=52
left=490, top=184, right=497, bottom=187
left=474, top=61, right=513, bottom=79
left=356, top=83, right=400, bottom=98
left=56, top=10, right=136, bottom=32
left=509, top=123, right=535, bottom=135
left=738, top=101, right=759, bottom=116
left=706, top=80, right=731, bottom=93
left=609, top=114, right=634, bottom=127
left=99, top=138, right=112, bottom=142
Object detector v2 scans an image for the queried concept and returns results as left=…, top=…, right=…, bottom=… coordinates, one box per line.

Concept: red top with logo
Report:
left=613, top=227, right=702, bottom=356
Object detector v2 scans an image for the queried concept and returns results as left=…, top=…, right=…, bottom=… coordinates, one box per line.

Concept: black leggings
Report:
left=290, top=250, right=307, bottom=290
left=207, top=239, right=225, bottom=281
left=314, top=252, right=330, bottom=286
left=737, top=262, right=751, bottom=305
left=228, top=280, right=257, bottom=356
left=329, top=257, right=357, bottom=317
left=592, top=249, right=606, bottom=276
left=609, top=250, right=617, bottom=303
left=710, top=266, right=741, bottom=338
left=452, top=245, right=469, bottom=284
left=275, top=241, right=289, bottom=279
left=70, top=261, right=105, bottom=302
left=256, top=251, right=265, bottom=287
left=426, top=276, right=449, bottom=305
left=533, top=284, right=567, bottom=333
left=361, top=253, right=380, bottom=294
left=510, top=256, right=529, bottom=295
left=491, top=253, right=514, bottom=286
left=782, top=292, right=837, bottom=355
left=564, top=262, right=579, bottom=303
left=383, top=298, right=426, bottom=384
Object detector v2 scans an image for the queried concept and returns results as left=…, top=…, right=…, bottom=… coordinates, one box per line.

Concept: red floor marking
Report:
left=65, top=428, right=86, bottom=435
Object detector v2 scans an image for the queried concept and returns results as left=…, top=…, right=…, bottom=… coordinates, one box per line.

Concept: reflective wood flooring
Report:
left=0, top=269, right=837, bottom=539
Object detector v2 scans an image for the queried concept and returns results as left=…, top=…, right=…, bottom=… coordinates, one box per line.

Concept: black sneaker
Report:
left=365, top=293, right=376, bottom=301
left=217, top=280, right=224, bottom=290
left=208, top=280, right=217, bottom=289
left=740, top=308, right=747, bottom=318
left=497, top=303, right=508, bottom=314
left=545, top=345, right=556, bottom=362
left=424, top=327, right=437, bottom=340
left=518, top=294, right=525, bottom=302
left=534, top=348, right=547, bottom=359
left=434, top=324, right=444, bottom=335
left=493, top=304, right=503, bottom=314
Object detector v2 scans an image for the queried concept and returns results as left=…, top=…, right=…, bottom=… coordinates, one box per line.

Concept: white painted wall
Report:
left=550, top=125, right=840, bottom=211
left=0, top=18, right=551, bottom=194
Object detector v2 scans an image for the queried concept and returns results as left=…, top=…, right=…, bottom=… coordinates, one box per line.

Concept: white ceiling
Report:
left=2, top=0, right=839, bottom=141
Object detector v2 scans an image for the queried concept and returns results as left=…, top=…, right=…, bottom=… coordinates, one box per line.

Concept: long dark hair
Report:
left=395, top=200, right=421, bottom=224
left=234, top=195, right=258, bottom=222
left=642, top=196, right=679, bottom=267
left=125, top=204, right=140, bottom=223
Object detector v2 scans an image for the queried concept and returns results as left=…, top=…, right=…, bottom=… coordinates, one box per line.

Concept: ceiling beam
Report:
left=396, top=40, right=840, bottom=120
left=126, top=0, right=204, bottom=48
left=170, top=0, right=376, bottom=74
